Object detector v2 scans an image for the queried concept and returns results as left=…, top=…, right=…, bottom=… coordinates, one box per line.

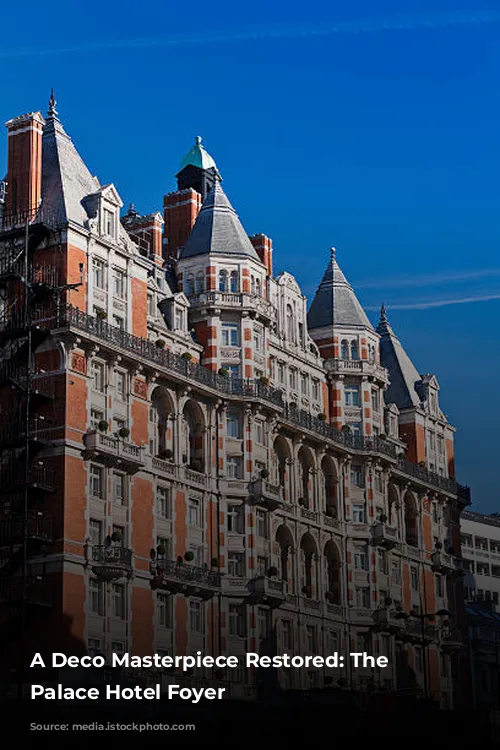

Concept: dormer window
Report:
left=103, top=207, right=115, bottom=238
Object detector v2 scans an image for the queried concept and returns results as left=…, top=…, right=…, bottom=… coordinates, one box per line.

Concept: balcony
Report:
left=250, top=478, right=282, bottom=511
left=371, top=522, right=398, bottom=549
left=248, top=576, right=285, bottom=608
left=0, top=464, right=55, bottom=495
left=91, top=544, right=133, bottom=582
left=0, top=575, right=52, bottom=607
left=151, top=456, right=177, bottom=478
left=372, top=607, right=404, bottom=633
left=403, top=620, right=437, bottom=644
left=150, top=558, right=221, bottom=599
left=0, top=511, right=52, bottom=544
left=441, top=630, right=463, bottom=653
left=324, top=357, right=389, bottom=384
left=430, top=550, right=455, bottom=574
left=187, top=291, right=275, bottom=323
left=82, top=430, right=145, bottom=473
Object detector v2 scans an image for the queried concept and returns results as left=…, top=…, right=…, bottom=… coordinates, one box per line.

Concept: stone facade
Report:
left=0, top=96, right=471, bottom=707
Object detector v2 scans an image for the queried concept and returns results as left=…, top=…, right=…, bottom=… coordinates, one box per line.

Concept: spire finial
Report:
left=380, top=303, right=387, bottom=322
left=47, top=88, right=58, bottom=119
left=330, top=247, right=337, bottom=260
left=195, top=135, right=202, bottom=146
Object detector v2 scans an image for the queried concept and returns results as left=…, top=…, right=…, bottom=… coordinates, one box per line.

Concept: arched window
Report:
left=255, top=278, right=261, bottom=297
left=341, top=340, right=349, bottom=359
left=350, top=341, right=359, bottom=360
left=251, top=276, right=256, bottom=294
left=185, top=273, right=195, bottom=296
left=286, top=305, right=294, bottom=342
left=230, top=270, right=239, bottom=293
left=219, top=270, right=228, bottom=292
left=195, top=270, right=205, bottom=294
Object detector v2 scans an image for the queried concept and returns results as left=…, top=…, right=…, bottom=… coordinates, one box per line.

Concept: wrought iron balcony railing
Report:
left=91, top=544, right=133, bottom=582
left=0, top=511, right=52, bottom=543
left=150, top=557, right=221, bottom=595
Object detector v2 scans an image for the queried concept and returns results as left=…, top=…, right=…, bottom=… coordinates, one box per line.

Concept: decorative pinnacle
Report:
left=380, top=303, right=387, bottom=322
left=195, top=135, right=202, bottom=145
left=330, top=247, right=337, bottom=260
left=48, top=88, right=58, bottom=119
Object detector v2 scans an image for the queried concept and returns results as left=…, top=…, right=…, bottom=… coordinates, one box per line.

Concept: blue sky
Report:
left=1, top=1, right=499, bottom=511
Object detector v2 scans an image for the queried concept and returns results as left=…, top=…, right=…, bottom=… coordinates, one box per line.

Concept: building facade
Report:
left=0, top=95, right=471, bottom=706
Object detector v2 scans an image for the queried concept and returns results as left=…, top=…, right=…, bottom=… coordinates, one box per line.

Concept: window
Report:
left=256, top=509, right=268, bottom=538
left=230, top=270, right=239, bottom=292
left=111, top=641, right=125, bottom=658
left=228, top=552, right=245, bottom=577
left=475, top=537, right=488, bottom=551
left=157, top=593, right=171, bottom=628
left=89, top=518, right=102, bottom=546
left=328, top=630, right=339, bottom=653
left=355, top=587, right=370, bottom=608
left=269, top=358, right=276, bottom=380
left=156, top=486, right=170, bottom=519
left=435, top=574, right=444, bottom=598
left=174, top=309, right=183, bottom=330
left=221, top=323, right=239, bottom=347
left=306, top=625, right=316, bottom=651
left=113, top=270, right=126, bottom=299
left=225, top=364, right=240, bottom=379
left=112, top=585, right=126, bottom=620
left=312, top=380, right=320, bottom=400
left=195, top=270, right=205, bottom=293
left=229, top=604, right=245, bottom=637
left=278, top=362, right=285, bottom=384
left=410, top=567, right=418, bottom=590
left=352, top=503, right=365, bottom=523
left=491, top=540, right=500, bottom=554
left=91, top=408, right=104, bottom=429
left=112, top=315, right=124, bottom=330
left=491, top=566, right=500, bottom=578
left=374, top=472, right=383, bottom=493
left=341, top=340, right=349, bottom=359
left=184, top=273, right=195, bottom=296
left=371, top=390, right=379, bottom=412
left=227, top=505, right=243, bottom=534
left=227, top=456, right=242, bottom=479
left=188, top=498, right=201, bottom=527
left=298, top=322, right=304, bottom=346
left=350, top=341, right=359, bottom=360
left=257, top=608, right=270, bottom=639
left=112, top=524, right=125, bottom=546
left=350, top=466, right=363, bottom=487
left=226, top=412, right=242, bottom=439
left=113, top=473, right=125, bottom=505
left=189, top=601, right=203, bottom=633
left=377, top=549, right=387, bottom=574
left=256, top=556, right=267, bottom=576
left=289, top=369, right=297, bottom=390
left=414, top=646, right=423, bottom=673
left=255, top=278, right=261, bottom=297
left=148, top=294, right=156, bottom=316
left=286, top=305, right=294, bottom=342
left=103, top=208, right=115, bottom=237
left=116, top=371, right=126, bottom=400
left=93, top=258, right=106, bottom=289
left=477, top=562, right=490, bottom=576
left=345, top=386, right=360, bottom=406
left=253, top=327, right=263, bottom=353
left=354, top=549, right=368, bottom=570
left=219, top=269, right=228, bottom=292
left=88, top=638, right=102, bottom=658
left=89, top=579, right=104, bottom=616
left=90, top=465, right=104, bottom=499
left=281, top=620, right=292, bottom=649
left=391, top=561, right=401, bottom=585
left=254, top=420, right=265, bottom=445
left=91, top=361, right=105, bottom=392
left=300, top=374, right=308, bottom=395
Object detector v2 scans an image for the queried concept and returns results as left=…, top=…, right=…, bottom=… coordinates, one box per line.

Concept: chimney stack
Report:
left=163, top=188, right=202, bottom=260
left=250, top=234, right=273, bottom=277
left=4, top=111, right=45, bottom=219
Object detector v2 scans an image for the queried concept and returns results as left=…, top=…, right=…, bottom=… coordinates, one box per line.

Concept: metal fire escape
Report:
left=0, top=201, right=65, bottom=668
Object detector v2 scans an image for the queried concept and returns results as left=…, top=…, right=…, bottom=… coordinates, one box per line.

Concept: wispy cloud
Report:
left=365, top=294, right=500, bottom=310
left=0, top=10, right=499, bottom=60
left=356, top=268, right=500, bottom=289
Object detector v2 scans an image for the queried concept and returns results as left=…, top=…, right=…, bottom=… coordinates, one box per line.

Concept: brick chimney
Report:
left=250, top=234, right=273, bottom=277
left=163, top=188, right=201, bottom=260
left=4, top=111, right=45, bottom=219
left=122, top=206, right=164, bottom=265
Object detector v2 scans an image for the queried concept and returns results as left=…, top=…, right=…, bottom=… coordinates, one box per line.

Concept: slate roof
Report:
left=179, top=178, right=260, bottom=261
left=307, top=248, right=373, bottom=330
left=377, top=305, right=422, bottom=409
left=41, top=101, right=100, bottom=225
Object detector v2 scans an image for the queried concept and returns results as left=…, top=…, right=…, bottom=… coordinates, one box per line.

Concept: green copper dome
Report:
left=177, top=136, right=217, bottom=174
